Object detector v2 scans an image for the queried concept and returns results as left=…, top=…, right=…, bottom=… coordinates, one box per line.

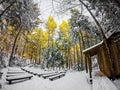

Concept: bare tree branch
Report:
left=0, top=1, right=15, bottom=19
left=0, top=0, right=5, bottom=4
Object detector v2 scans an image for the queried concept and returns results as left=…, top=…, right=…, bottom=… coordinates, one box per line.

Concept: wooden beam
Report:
left=87, top=55, right=92, bottom=84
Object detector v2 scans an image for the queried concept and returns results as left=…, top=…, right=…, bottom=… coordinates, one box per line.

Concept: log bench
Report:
left=21, top=68, right=34, bottom=74
left=8, top=68, right=21, bottom=71
left=49, top=73, right=65, bottom=81
left=21, top=68, right=26, bottom=71
left=22, top=69, right=40, bottom=75
left=7, top=71, right=26, bottom=74
left=0, top=72, right=3, bottom=79
left=0, top=72, right=3, bottom=75
left=25, top=70, right=31, bottom=73
left=23, top=70, right=57, bottom=77
left=21, top=68, right=37, bottom=75
left=42, top=72, right=60, bottom=79
left=21, top=68, right=29, bottom=72
left=6, top=73, right=28, bottom=77
left=21, top=68, right=58, bottom=77
left=36, top=72, right=57, bottom=77
left=6, top=74, right=33, bottom=84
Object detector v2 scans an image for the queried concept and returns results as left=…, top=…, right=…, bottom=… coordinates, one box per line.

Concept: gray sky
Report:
left=35, top=0, right=71, bottom=25
left=34, top=0, right=93, bottom=29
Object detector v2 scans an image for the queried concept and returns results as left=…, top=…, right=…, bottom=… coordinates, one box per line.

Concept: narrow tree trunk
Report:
left=69, top=48, right=72, bottom=69
left=78, top=31, right=85, bottom=70
left=85, top=31, right=90, bottom=48
left=67, top=48, right=70, bottom=69
left=73, top=44, right=76, bottom=66
left=65, top=49, right=69, bottom=69
left=21, top=44, right=26, bottom=58
left=76, top=44, right=80, bottom=71
left=14, top=45, right=18, bottom=54
left=38, top=46, right=41, bottom=64
left=84, top=32, right=90, bottom=73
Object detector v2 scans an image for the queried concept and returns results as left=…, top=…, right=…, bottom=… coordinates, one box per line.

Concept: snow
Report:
left=83, top=41, right=103, bottom=53
left=105, top=29, right=120, bottom=39
left=93, top=76, right=118, bottom=90
left=0, top=67, right=119, bottom=90
left=1, top=68, right=91, bottom=90
left=113, top=79, right=120, bottom=90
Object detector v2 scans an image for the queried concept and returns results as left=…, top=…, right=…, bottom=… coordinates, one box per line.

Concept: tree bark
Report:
left=0, top=1, right=15, bottom=19
left=78, top=31, right=85, bottom=70
left=9, top=26, right=22, bottom=66
left=76, top=44, right=80, bottom=71
left=73, top=44, right=76, bottom=65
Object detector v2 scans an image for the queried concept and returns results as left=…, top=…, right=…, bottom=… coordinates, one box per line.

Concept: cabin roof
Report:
left=83, top=41, right=103, bottom=55
left=83, top=30, right=120, bottom=55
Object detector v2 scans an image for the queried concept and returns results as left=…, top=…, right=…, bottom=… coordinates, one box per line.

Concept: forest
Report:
left=0, top=0, right=120, bottom=90
left=0, top=0, right=120, bottom=80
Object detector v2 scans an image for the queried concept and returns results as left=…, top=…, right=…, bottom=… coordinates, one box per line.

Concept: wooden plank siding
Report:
left=83, top=31, right=120, bottom=79
left=99, top=46, right=111, bottom=77
left=111, top=43, right=120, bottom=76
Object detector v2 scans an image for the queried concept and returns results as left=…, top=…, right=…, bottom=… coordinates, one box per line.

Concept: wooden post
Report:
left=88, top=55, right=92, bottom=84
left=85, top=56, right=88, bottom=73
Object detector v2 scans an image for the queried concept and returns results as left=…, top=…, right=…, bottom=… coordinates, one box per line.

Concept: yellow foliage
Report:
left=46, top=16, right=57, bottom=35
left=7, top=26, right=15, bottom=31
left=59, top=20, right=70, bottom=33
left=2, top=19, right=7, bottom=25
left=23, top=28, right=49, bottom=59
left=59, top=20, right=70, bottom=39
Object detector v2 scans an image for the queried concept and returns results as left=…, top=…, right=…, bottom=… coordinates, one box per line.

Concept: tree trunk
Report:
left=21, top=44, right=26, bottom=58
left=73, top=44, right=76, bottom=66
left=9, top=26, right=22, bottom=66
left=38, top=45, right=41, bottom=64
left=85, top=31, right=90, bottom=48
left=75, top=44, right=80, bottom=71
left=78, top=31, right=85, bottom=70
left=69, top=48, right=72, bottom=69
left=65, top=49, right=69, bottom=69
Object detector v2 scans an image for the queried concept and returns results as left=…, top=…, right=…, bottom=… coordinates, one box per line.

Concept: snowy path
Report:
left=3, top=71, right=91, bottom=90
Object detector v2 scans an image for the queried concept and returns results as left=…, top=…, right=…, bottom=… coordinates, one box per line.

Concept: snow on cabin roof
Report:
left=83, top=41, right=103, bottom=53
left=83, top=30, right=120, bottom=54
left=105, top=30, right=120, bottom=39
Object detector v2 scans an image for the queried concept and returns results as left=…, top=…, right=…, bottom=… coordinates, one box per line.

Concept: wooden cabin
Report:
left=83, top=30, right=120, bottom=82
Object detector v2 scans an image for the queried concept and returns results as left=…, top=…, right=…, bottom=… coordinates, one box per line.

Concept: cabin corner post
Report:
left=85, top=56, right=88, bottom=73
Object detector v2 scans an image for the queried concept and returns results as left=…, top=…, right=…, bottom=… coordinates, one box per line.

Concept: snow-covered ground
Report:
left=0, top=67, right=119, bottom=90
left=113, top=79, right=120, bottom=90
left=93, top=76, right=118, bottom=90
left=2, top=70, right=91, bottom=90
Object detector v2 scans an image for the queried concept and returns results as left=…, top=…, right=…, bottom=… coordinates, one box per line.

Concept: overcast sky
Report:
left=35, top=0, right=71, bottom=25
left=34, top=0, right=92, bottom=29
